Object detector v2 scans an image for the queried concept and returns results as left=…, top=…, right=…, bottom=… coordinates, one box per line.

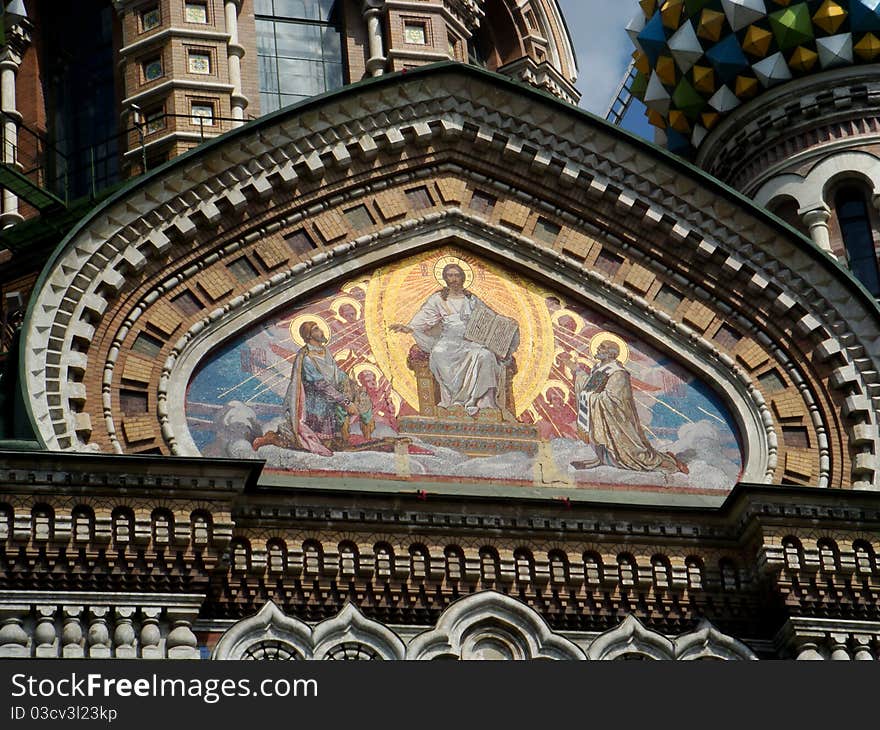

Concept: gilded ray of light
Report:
left=365, top=247, right=554, bottom=416
left=217, top=349, right=297, bottom=399
left=698, top=405, right=727, bottom=425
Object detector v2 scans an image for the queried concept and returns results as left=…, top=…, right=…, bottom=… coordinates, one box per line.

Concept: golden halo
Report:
left=541, top=379, right=571, bottom=400
left=289, top=315, right=331, bottom=347
left=589, top=332, right=629, bottom=364
left=433, top=256, right=475, bottom=288
left=330, top=296, right=363, bottom=321
left=551, top=308, right=586, bottom=334
left=352, top=362, right=383, bottom=382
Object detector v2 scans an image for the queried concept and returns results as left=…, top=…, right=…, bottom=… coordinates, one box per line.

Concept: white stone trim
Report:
left=404, top=590, right=586, bottom=660
left=212, top=601, right=405, bottom=660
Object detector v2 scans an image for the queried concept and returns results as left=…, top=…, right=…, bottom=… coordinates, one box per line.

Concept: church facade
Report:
left=0, top=0, right=879, bottom=660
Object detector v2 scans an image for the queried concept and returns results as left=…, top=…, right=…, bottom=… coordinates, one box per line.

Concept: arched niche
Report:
left=21, top=65, right=880, bottom=489
left=169, top=231, right=755, bottom=496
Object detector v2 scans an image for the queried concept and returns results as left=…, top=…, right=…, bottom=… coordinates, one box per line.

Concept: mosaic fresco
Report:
left=186, top=247, right=742, bottom=491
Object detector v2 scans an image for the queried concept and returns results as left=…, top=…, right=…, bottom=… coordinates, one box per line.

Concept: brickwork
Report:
left=4, top=466, right=878, bottom=651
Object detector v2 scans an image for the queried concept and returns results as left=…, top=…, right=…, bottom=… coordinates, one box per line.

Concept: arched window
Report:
left=112, top=508, right=134, bottom=546
left=32, top=505, right=53, bottom=542
left=374, top=543, right=393, bottom=578
left=191, top=511, right=211, bottom=546
left=835, top=186, right=880, bottom=296
left=151, top=509, right=173, bottom=547
left=231, top=540, right=251, bottom=573
left=514, top=549, right=535, bottom=584
left=255, top=0, right=344, bottom=114
left=617, top=554, right=637, bottom=587
left=303, top=540, right=323, bottom=576
left=479, top=547, right=499, bottom=582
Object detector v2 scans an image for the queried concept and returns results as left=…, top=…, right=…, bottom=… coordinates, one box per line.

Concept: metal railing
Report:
left=0, top=111, right=250, bottom=208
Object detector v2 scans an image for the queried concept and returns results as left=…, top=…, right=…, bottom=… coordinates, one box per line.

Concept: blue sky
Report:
left=557, top=0, right=653, bottom=139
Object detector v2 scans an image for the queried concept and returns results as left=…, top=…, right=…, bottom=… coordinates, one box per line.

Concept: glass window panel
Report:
left=261, top=92, right=281, bottom=113
left=274, top=0, right=309, bottom=18
left=280, top=93, right=310, bottom=107
left=256, top=20, right=277, bottom=55
left=191, top=103, right=214, bottom=125
left=324, top=62, right=343, bottom=90
left=275, top=22, right=323, bottom=59
left=258, top=55, right=279, bottom=92
left=254, top=0, right=274, bottom=14
left=321, top=25, right=342, bottom=60
left=278, top=57, right=325, bottom=95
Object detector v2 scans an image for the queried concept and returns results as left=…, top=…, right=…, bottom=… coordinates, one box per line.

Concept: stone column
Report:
left=0, top=607, right=29, bottom=658
left=225, top=0, right=247, bottom=126
left=363, top=0, right=387, bottom=77
left=829, top=634, right=851, bottom=660
left=34, top=606, right=58, bottom=658
left=0, top=51, right=24, bottom=227
left=799, top=205, right=833, bottom=254
left=61, top=606, right=85, bottom=658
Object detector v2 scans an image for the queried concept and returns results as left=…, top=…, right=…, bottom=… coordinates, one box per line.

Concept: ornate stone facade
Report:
left=2, top=3, right=880, bottom=662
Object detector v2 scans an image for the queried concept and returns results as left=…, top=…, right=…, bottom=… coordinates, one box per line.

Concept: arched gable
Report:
left=21, top=64, right=880, bottom=492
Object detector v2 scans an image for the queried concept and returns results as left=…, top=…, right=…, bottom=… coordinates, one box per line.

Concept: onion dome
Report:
left=627, top=0, right=877, bottom=155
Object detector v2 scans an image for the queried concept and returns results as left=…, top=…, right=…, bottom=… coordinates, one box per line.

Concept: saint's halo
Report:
left=589, top=331, right=629, bottom=364
left=289, top=315, right=331, bottom=347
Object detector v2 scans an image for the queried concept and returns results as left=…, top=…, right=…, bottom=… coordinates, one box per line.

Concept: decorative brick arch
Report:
left=21, top=64, right=880, bottom=489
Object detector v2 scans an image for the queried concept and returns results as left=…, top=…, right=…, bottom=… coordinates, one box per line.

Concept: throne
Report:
left=405, top=344, right=518, bottom=419
left=398, top=345, right=539, bottom=456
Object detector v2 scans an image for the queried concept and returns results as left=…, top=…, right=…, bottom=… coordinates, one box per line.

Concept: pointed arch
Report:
left=673, top=620, right=759, bottom=661
left=587, top=614, right=674, bottom=661
left=312, top=603, right=406, bottom=660
left=211, top=601, right=313, bottom=660
left=405, top=590, right=585, bottom=660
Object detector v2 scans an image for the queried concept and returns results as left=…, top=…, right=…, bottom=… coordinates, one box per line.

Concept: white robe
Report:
left=407, top=292, right=515, bottom=411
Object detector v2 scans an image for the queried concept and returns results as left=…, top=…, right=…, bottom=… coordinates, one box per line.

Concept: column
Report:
left=0, top=53, right=24, bottom=227
left=225, top=0, right=247, bottom=126
left=799, top=205, right=833, bottom=254
left=363, top=0, right=387, bottom=77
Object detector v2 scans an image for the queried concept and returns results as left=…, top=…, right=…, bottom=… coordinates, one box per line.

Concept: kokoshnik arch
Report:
left=3, top=60, right=880, bottom=660
left=22, top=65, right=879, bottom=493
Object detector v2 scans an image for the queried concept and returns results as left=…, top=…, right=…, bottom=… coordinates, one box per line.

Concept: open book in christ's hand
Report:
left=465, top=300, right=518, bottom=359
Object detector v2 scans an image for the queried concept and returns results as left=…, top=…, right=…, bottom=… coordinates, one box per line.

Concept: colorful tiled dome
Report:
left=628, top=0, right=880, bottom=154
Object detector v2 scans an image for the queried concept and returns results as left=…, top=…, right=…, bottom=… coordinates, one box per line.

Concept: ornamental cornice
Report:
left=697, top=66, right=880, bottom=192
left=20, top=68, right=880, bottom=488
